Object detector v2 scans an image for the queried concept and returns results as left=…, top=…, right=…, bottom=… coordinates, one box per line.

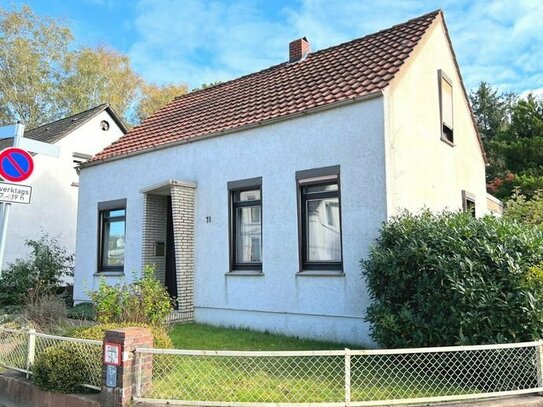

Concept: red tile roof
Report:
left=92, top=10, right=441, bottom=162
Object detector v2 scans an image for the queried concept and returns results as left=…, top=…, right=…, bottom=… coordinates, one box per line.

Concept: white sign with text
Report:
left=0, top=182, right=32, bottom=204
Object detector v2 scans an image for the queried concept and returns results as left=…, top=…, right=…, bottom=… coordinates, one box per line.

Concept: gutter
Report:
left=81, top=90, right=384, bottom=169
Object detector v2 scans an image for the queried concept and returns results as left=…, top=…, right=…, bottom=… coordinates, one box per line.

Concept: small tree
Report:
left=0, top=234, right=73, bottom=306
left=362, top=211, right=543, bottom=348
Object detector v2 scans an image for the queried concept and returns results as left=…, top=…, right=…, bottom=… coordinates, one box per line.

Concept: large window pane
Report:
left=441, top=77, right=453, bottom=128
left=235, top=206, right=262, bottom=263
left=306, top=197, right=341, bottom=262
left=99, top=205, right=126, bottom=271
left=103, top=219, right=125, bottom=266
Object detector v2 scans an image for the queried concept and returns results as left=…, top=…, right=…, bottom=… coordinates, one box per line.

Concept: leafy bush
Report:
left=88, top=278, right=123, bottom=324
left=505, top=188, right=543, bottom=228
left=69, top=322, right=173, bottom=349
left=0, top=234, right=73, bottom=306
left=33, top=345, right=86, bottom=393
left=88, top=265, right=172, bottom=325
left=67, top=302, right=96, bottom=320
left=362, top=211, right=543, bottom=348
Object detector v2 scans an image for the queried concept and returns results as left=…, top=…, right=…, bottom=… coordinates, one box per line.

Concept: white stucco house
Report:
left=0, top=104, right=126, bottom=269
left=73, top=10, right=487, bottom=345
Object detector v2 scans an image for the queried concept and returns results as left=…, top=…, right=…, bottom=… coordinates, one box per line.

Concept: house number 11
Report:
left=205, top=216, right=211, bottom=223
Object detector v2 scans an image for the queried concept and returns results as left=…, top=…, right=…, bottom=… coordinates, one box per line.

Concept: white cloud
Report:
left=129, top=0, right=543, bottom=93
left=130, top=0, right=293, bottom=87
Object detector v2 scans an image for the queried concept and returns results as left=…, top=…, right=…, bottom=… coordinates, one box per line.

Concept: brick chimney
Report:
left=289, top=37, right=310, bottom=63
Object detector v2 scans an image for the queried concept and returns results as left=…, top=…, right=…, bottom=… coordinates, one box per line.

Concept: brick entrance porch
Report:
left=140, top=180, right=196, bottom=322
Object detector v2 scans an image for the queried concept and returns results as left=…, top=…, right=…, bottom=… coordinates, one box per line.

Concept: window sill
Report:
left=226, top=271, right=264, bottom=276
left=440, top=136, right=455, bottom=147
left=296, top=271, right=345, bottom=277
left=94, top=271, right=125, bottom=277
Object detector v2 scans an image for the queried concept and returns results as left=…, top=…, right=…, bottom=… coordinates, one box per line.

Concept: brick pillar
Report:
left=102, top=327, right=153, bottom=407
left=170, top=181, right=196, bottom=321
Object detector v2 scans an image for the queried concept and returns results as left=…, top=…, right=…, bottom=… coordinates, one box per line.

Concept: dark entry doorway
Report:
left=165, top=197, right=178, bottom=309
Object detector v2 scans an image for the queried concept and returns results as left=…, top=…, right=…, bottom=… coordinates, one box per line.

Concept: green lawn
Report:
left=169, top=322, right=357, bottom=351
left=143, top=323, right=475, bottom=403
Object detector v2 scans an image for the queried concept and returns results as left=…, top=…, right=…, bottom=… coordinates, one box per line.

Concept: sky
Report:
left=4, top=0, right=543, bottom=95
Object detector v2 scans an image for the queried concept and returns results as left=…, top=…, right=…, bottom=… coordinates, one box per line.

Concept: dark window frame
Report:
left=227, top=178, right=263, bottom=272
left=462, top=190, right=476, bottom=217
left=97, top=199, right=127, bottom=274
left=296, top=167, right=343, bottom=272
left=438, top=69, right=454, bottom=145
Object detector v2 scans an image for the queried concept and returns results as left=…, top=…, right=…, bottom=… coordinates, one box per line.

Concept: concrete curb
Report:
left=0, top=372, right=99, bottom=407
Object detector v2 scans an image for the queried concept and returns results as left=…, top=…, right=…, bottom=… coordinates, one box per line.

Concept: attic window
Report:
left=439, top=70, right=453, bottom=145
left=100, top=120, right=110, bottom=131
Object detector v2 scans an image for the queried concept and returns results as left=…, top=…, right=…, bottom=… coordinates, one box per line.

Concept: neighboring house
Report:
left=1, top=105, right=126, bottom=270
left=73, top=10, right=487, bottom=345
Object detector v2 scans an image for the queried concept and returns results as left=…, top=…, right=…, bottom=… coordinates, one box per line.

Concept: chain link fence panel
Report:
left=0, top=328, right=30, bottom=373
left=0, top=327, right=102, bottom=389
left=136, top=342, right=543, bottom=405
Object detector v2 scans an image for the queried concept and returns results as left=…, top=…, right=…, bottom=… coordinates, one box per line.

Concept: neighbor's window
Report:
left=439, top=70, right=454, bottom=144
left=298, top=167, right=342, bottom=271
left=98, top=200, right=126, bottom=272
left=229, top=179, right=262, bottom=271
left=462, top=190, right=476, bottom=217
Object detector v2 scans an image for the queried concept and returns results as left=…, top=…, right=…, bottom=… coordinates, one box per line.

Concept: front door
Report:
left=165, top=197, right=178, bottom=309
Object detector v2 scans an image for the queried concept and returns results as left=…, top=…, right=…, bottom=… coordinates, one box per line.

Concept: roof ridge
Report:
left=174, top=9, right=441, bottom=102
left=305, top=9, right=441, bottom=59
left=25, top=103, right=108, bottom=132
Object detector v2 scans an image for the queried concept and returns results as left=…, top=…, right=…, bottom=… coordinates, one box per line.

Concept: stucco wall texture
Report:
left=75, top=98, right=386, bottom=345
left=384, top=19, right=487, bottom=217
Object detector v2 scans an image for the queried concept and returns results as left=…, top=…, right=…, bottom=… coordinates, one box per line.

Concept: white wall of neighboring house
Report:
left=3, top=111, right=125, bottom=272
left=384, top=17, right=487, bottom=217
left=74, top=98, right=387, bottom=345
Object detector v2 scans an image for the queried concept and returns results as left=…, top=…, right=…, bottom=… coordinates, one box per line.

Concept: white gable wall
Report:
left=74, top=98, right=386, bottom=345
left=384, top=17, right=487, bottom=217
left=3, top=110, right=125, bottom=269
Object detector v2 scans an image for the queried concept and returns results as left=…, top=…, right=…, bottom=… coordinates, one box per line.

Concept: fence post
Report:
left=135, top=351, right=143, bottom=398
left=537, top=341, right=543, bottom=394
left=345, top=348, right=351, bottom=406
left=26, top=329, right=36, bottom=379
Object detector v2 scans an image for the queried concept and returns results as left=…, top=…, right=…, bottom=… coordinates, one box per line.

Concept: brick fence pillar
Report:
left=101, top=327, right=153, bottom=407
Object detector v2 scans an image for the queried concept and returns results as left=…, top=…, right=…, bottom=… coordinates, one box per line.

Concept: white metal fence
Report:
left=0, top=327, right=102, bottom=390
left=2, top=326, right=543, bottom=406
left=134, top=341, right=543, bottom=406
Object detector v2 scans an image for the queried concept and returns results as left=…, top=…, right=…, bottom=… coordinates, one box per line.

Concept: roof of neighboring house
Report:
left=0, top=104, right=127, bottom=150
left=92, top=10, right=444, bottom=163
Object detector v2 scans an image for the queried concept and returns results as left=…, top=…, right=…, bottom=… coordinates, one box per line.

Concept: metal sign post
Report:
left=0, top=122, right=24, bottom=275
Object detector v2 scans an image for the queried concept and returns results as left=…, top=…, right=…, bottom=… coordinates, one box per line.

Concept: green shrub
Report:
left=33, top=345, right=86, bottom=393
left=69, top=322, right=174, bottom=349
left=0, top=234, right=73, bottom=306
left=88, top=278, right=123, bottom=324
left=67, top=302, right=96, bottom=320
left=505, top=188, right=543, bottom=227
left=362, top=211, right=543, bottom=348
left=88, top=265, right=172, bottom=326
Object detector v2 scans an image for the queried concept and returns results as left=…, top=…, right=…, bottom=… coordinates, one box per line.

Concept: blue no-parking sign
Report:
left=0, top=147, right=34, bottom=183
